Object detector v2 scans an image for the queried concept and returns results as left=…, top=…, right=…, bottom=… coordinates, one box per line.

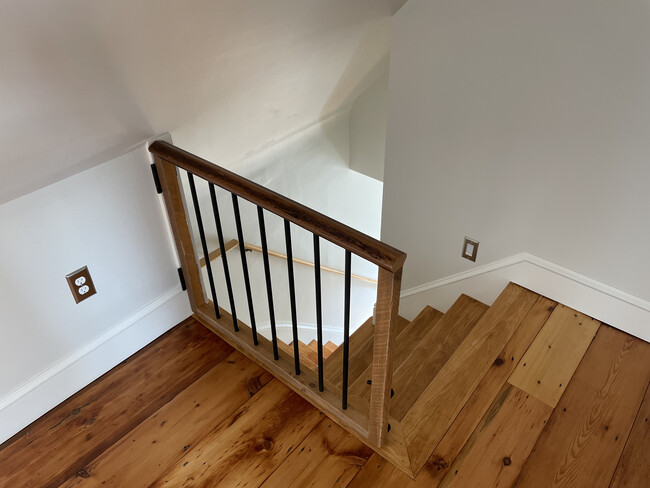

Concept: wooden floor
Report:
left=1, top=303, right=649, bottom=488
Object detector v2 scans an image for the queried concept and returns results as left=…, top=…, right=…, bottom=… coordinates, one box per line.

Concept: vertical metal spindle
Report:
left=209, top=183, right=238, bottom=331
left=258, top=206, right=279, bottom=360
left=232, top=194, right=258, bottom=345
left=284, top=219, right=300, bottom=375
left=314, top=234, right=324, bottom=392
left=187, top=173, right=220, bottom=319
left=342, top=250, right=352, bottom=410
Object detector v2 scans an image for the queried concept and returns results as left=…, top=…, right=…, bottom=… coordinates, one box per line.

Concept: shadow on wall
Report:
left=0, top=3, right=154, bottom=204
left=319, top=21, right=391, bottom=164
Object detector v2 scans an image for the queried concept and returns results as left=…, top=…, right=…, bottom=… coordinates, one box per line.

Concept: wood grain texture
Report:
left=0, top=319, right=232, bottom=488
left=153, top=155, right=205, bottom=310
left=609, top=383, right=650, bottom=488
left=368, top=267, right=402, bottom=446
left=149, top=380, right=323, bottom=488
left=260, top=418, right=373, bottom=488
left=439, top=384, right=552, bottom=488
left=195, top=303, right=371, bottom=441
left=403, top=284, right=539, bottom=475
left=419, top=296, right=556, bottom=486
left=199, top=238, right=238, bottom=267
left=515, top=326, right=650, bottom=488
left=5, top=292, right=650, bottom=488
left=278, top=339, right=319, bottom=372
left=349, top=306, right=444, bottom=402
left=348, top=453, right=417, bottom=488
left=308, top=340, right=338, bottom=360
left=391, top=295, right=487, bottom=420
left=149, top=141, right=406, bottom=272
left=58, top=352, right=272, bottom=488
left=372, top=416, right=416, bottom=477
left=325, top=317, right=374, bottom=385
left=509, top=304, right=599, bottom=407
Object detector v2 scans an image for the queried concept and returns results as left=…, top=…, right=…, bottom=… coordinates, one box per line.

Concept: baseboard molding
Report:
left=0, top=286, right=191, bottom=444
left=399, top=253, right=650, bottom=343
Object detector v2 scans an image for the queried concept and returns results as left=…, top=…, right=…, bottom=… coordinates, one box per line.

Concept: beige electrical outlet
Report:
left=65, top=266, right=97, bottom=303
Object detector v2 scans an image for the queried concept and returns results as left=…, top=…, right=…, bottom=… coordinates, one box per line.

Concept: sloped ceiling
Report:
left=0, top=0, right=406, bottom=205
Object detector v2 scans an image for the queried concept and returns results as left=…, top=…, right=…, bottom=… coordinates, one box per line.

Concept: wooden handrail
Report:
left=200, top=239, right=378, bottom=284
left=151, top=143, right=405, bottom=449
left=198, top=239, right=239, bottom=267
left=149, top=141, right=406, bottom=273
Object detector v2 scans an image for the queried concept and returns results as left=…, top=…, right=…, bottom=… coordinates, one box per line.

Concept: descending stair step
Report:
left=391, top=294, right=489, bottom=420
left=325, top=317, right=373, bottom=383
left=401, top=283, right=540, bottom=475
left=325, top=315, right=410, bottom=388
left=323, top=341, right=338, bottom=357
left=349, top=306, right=444, bottom=401
left=306, top=340, right=339, bottom=360
left=277, top=339, right=318, bottom=371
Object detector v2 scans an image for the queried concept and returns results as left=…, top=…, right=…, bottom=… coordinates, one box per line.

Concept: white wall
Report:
left=0, top=143, right=190, bottom=442
left=181, top=111, right=383, bottom=277
left=382, top=1, right=650, bottom=315
left=182, top=111, right=384, bottom=342
left=350, top=68, right=389, bottom=181
left=0, top=0, right=395, bottom=205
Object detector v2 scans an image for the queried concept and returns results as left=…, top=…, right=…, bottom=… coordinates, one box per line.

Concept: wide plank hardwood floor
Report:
left=1, top=311, right=649, bottom=488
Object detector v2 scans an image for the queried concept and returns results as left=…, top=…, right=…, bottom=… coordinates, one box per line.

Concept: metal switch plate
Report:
left=462, top=237, right=479, bottom=262
left=65, top=266, right=97, bottom=303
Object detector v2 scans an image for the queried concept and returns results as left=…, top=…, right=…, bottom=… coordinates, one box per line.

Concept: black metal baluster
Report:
left=284, top=219, right=300, bottom=375
left=258, top=206, right=279, bottom=360
left=232, top=194, right=258, bottom=345
left=314, top=235, right=324, bottom=392
left=209, top=183, right=238, bottom=331
left=187, top=173, right=220, bottom=319
left=342, top=250, right=352, bottom=410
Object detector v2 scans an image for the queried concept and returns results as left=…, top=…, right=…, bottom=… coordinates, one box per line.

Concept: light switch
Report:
left=462, top=237, right=479, bottom=262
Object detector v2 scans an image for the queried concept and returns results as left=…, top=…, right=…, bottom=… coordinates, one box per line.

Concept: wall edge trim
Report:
left=0, top=286, right=190, bottom=443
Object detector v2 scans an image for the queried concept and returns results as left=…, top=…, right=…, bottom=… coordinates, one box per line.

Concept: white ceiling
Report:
left=0, top=0, right=406, bottom=205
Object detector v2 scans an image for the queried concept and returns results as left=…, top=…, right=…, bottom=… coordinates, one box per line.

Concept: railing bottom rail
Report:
left=193, top=301, right=370, bottom=440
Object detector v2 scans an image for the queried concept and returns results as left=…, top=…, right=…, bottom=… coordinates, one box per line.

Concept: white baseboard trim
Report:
left=399, top=253, right=650, bottom=343
left=0, top=286, right=191, bottom=444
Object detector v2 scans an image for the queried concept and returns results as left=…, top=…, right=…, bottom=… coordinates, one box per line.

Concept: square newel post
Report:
left=153, top=155, right=206, bottom=312
left=368, top=266, right=403, bottom=446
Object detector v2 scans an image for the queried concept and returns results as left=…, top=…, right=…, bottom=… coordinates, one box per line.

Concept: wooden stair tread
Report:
left=277, top=339, right=318, bottom=371
left=508, top=303, right=599, bottom=407
left=305, top=340, right=338, bottom=361
left=391, top=295, right=488, bottom=420
left=324, top=317, right=374, bottom=384
left=323, top=341, right=338, bottom=357
left=348, top=306, right=444, bottom=402
left=325, top=315, right=410, bottom=388
left=394, top=283, right=539, bottom=476
left=419, top=296, right=557, bottom=486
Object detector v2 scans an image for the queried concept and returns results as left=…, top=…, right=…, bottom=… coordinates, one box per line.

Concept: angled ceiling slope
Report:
left=0, top=0, right=399, bottom=205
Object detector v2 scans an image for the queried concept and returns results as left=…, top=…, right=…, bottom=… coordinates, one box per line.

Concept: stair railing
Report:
left=200, top=239, right=378, bottom=284
left=149, top=141, right=406, bottom=447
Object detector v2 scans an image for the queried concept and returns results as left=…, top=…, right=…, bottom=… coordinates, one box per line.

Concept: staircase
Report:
left=314, top=282, right=547, bottom=478
left=148, top=141, right=569, bottom=480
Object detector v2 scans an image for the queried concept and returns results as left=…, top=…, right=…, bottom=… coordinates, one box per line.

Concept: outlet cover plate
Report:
left=462, top=237, right=479, bottom=262
left=65, top=266, right=97, bottom=304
